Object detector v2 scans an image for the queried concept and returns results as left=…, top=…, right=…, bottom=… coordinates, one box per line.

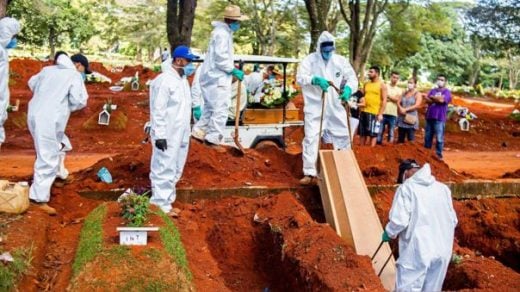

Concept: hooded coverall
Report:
left=28, top=55, right=88, bottom=202
left=192, top=21, right=235, bottom=144
left=385, top=164, right=458, bottom=291
left=0, top=17, right=21, bottom=145
left=296, top=31, right=358, bottom=177
left=149, top=63, right=191, bottom=213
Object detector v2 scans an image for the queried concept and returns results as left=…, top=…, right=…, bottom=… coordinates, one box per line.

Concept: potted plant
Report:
left=116, top=190, right=158, bottom=246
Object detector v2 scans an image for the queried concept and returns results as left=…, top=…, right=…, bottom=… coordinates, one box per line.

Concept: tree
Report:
left=0, top=0, right=8, bottom=18
left=303, top=0, right=340, bottom=52
left=167, top=0, right=197, bottom=51
left=338, top=0, right=409, bottom=75
left=7, top=0, right=95, bottom=57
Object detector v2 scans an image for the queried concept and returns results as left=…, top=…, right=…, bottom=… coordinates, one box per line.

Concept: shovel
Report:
left=233, top=66, right=246, bottom=155
left=316, top=90, right=326, bottom=171
left=329, top=82, right=354, bottom=149
left=371, top=239, right=394, bottom=277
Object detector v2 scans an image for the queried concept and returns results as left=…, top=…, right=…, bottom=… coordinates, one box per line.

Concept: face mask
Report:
left=268, top=74, right=275, bottom=80
left=6, top=38, right=17, bottom=49
left=183, top=62, right=196, bottom=77
left=229, top=22, right=240, bottom=32
left=437, top=80, right=445, bottom=88
left=407, top=83, right=415, bottom=90
left=81, top=72, right=86, bottom=81
left=321, top=51, right=333, bottom=61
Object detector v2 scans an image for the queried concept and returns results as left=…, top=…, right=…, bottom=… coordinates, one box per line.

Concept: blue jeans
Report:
left=377, top=114, right=397, bottom=143
left=424, top=119, right=445, bottom=158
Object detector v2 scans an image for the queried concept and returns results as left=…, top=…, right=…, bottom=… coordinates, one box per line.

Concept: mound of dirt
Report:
left=75, top=142, right=302, bottom=191
left=70, top=203, right=191, bottom=291
left=501, top=168, right=520, bottom=178
left=354, top=143, right=463, bottom=185
left=176, top=192, right=385, bottom=291
left=9, top=58, right=47, bottom=89
left=454, top=197, right=520, bottom=272
left=443, top=244, right=520, bottom=291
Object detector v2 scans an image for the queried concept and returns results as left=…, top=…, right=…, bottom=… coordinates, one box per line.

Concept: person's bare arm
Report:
left=387, top=88, right=400, bottom=102
left=397, top=96, right=406, bottom=115
left=358, top=97, right=366, bottom=108
left=407, top=92, right=423, bottom=111
left=378, top=83, right=387, bottom=120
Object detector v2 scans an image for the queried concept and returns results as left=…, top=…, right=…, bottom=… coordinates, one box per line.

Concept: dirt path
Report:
left=0, top=152, right=112, bottom=179
left=444, top=151, right=520, bottom=179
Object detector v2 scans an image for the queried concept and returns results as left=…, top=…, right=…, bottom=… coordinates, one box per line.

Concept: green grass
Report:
left=156, top=211, right=192, bottom=281
left=72, top=204, right=107, bottom=277
left=118, top=277, right=179, bottom=292
left=143, top=248, right=162, bottom=263
left=103, top=246, right=132, bottom=266
left=0, top=246, right=34, bottom=291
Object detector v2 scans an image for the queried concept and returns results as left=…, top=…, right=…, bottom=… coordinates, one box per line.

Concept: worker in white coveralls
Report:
left=0, top=17, right=21, bottom=151
left=191, top=4, right=248, bottom=152
left=28, top=53, right=90, bottom=215
left=149, top=45, right=198, bottom=217
left=296, top=31, right=358, bottom=185
left=383, top=160, right=458, bottom=291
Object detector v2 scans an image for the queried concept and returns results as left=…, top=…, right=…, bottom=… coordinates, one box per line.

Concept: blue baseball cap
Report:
left=172, top=45, right=199, bottom=61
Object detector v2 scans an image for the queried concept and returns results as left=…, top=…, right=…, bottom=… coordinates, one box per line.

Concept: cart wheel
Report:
left=254, top=140, right=280, bottom=150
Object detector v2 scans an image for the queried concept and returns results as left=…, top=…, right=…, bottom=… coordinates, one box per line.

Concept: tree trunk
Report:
left=339, top=0, right=392, bottom=75
left=469, top=39, right=481, bottom=86
left=0, top=0, right=7, bottom=18
left=412, top=66, right=418, bottom=80
left=167, top=0, right=197, bottom=52
left=304, top=0, right=333, bottom=53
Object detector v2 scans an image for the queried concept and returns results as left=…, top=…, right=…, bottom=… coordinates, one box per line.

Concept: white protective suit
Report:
left=296, top=31, right=358, bottom=177
left=244, top=71, right=264, bottom=103
left=28, top=55, right=88, bottom=202
left=192, top=21, right=234, bottom=144
left=385, top=164, right=458, bottom=292
left=149, top=63, right=191, bottom=213
left=0, top=18, right=21, bottom=145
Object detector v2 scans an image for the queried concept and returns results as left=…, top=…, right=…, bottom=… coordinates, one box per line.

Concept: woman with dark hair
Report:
left=396, top=78, right=422, bottom=143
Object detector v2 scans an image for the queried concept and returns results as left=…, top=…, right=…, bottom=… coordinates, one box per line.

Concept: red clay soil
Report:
left=443, top=244, right=520, bottom=291
left=502, top=168, right=520, bottom=178
left=454, top=197, right=520, bottom=272
left=354, top=143, right=463, bottom=185
left=74, top=142, right=302, bottom=191
left=372, top=189, right=520, bottom=289
left=175, top=192, right=384, bottom=291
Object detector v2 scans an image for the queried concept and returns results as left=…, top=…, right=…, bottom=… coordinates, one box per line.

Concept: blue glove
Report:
left=340, top=86, right=352, bottom=102
left=382, top=230, right=391, bottom=242
left=231, top=68, right=244, bottom=81
left=311, top=76, right=330, bottom=92
left=193, top=106, right=202, bottom=120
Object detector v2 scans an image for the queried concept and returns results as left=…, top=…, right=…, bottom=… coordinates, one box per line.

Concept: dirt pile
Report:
left=9, top=58, right=47, bottom=89
left=443, top=244, right=520, bottom=291
left=354, top=143, right=463, bottom=185
left=176, top=192, right=384, bottom=291
left=75, top=142, right=302, bottom=191
left=454, top=197, right=520, bottom=272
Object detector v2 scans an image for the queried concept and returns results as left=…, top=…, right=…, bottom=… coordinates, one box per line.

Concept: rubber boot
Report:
left=32, top=202, right=57, bottom=216
left=57, top=152, right=69, bottom=180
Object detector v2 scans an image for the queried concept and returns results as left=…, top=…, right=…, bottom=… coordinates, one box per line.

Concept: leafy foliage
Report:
left=119, top=194, right=150, bottom=227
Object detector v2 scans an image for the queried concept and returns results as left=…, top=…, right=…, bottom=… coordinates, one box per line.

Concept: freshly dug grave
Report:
left=69, top=203, right=192, bottom=291
left=372, top=189, right=520, bottom=289
left=175, top=192, right=385, bottom=291
left=74, top=142, right=302, bottom=191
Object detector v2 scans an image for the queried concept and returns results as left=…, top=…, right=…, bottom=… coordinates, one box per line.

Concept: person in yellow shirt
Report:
left=377, top=71, right=402, bottom=144
left=360, top=66, right=387, bottom=147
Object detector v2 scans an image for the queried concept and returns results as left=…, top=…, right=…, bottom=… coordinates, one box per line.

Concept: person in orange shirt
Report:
left=360, top=66, right=387, bottom=147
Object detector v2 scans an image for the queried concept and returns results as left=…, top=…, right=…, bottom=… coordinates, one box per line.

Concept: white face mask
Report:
left=407, top=83, right=415, bottom=90
left=437, top=80, right=445, bottom=87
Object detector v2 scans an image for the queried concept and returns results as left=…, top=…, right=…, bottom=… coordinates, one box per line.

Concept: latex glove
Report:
left=231, top=68, right=245, bottom=81
left=339, top=86, right=352, bottom=102
left=155, top=139, right=167, bottom=152
left=382, top=230, right=391, bottom=242
left=193, top=106, right=202, bottom=120
left=311, top=76, right=330, bottom=92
